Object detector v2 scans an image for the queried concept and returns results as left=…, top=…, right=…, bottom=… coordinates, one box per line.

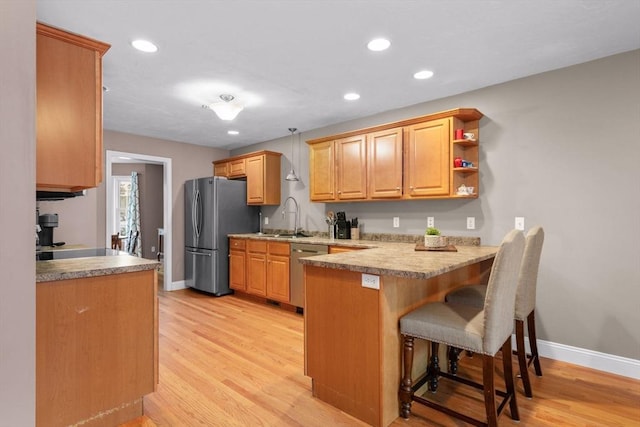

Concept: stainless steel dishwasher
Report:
left=290, top=242, right=328, bottom=310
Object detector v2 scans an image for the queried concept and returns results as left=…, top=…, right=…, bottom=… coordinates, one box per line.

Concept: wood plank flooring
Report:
left=143, top=289, right=640, bottom=426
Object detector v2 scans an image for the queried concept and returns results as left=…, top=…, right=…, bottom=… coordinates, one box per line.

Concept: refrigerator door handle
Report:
left=187, top=250, right=212, bottom=257
left=194, top=189, right=202, bottom=238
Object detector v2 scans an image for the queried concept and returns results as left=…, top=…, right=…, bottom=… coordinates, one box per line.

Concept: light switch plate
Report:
left=515, top=217, right=525, bottom=231
left=362, top=273, right=380, bottom=290
left=264, top=217, right=269, bottom=225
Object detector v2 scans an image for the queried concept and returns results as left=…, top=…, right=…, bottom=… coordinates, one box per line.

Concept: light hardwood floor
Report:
left=143, top=289, right=640, bottom=426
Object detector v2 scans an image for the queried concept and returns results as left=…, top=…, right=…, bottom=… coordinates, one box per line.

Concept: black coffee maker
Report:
left=38, top=213, right=59, bottom=247
left=336, top=211, right=351, bottom=239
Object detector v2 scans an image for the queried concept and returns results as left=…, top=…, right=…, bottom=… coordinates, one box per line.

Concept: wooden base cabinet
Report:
left=36, top=23, right=110, bottom=191
left=229, top=238, right=247, bottom=291
left=241, top=240, right=290, bottom=303
left=266, top=242, right=290, bottom=303
left=36, top=270, right=158, bottom=427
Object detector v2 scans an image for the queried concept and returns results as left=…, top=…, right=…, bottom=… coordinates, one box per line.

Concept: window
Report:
left=113, top=176, right=131, bottom=237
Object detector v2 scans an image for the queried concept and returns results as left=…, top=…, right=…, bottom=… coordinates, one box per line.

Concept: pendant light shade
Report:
left=209, top=94, right=243, bottom=121
left=285, top=127, right=299, bottom=182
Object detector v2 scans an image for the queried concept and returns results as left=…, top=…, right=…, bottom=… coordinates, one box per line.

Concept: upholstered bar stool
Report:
left=399, top=230, right=525, bottom=427
left=446, top=226, right=544, bottom=398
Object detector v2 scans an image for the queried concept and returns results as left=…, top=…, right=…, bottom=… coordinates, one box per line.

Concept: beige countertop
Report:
left=36, top=253, right=159, bottom=283
left=228, top=233, right=496, bottom=280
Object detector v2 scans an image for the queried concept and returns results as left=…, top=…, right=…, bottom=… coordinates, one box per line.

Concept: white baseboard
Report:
left=168, top=280, right=187, bottom=291
left=512, top=335, right=640, bottom=380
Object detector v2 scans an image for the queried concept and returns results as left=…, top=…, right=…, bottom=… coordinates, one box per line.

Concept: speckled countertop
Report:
left=36, top=253, right=159, bottom=283
left=228, top=233, right=496, bottom=280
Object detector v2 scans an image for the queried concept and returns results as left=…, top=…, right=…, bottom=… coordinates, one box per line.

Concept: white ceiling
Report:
left=36, top=0, right=640, bottom=150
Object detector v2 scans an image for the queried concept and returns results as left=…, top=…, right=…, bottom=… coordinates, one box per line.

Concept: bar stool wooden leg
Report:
left=528, top=310, right=543, bottom=377
left=399, top=336, right=414, bottom=419
left=482, top=354, right=498, bottom=427
left=428, top=342, right=440, bottom=392
left=516, top=318, right=533, bottom=398
left=502, top=338, right=520, bottom=422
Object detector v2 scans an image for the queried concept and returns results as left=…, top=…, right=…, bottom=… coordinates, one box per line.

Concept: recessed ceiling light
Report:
left=367, top=38, right=391, bottom=52
left=414, top=70, right=435, bottom=80
left=344, top=92, right=360, bottom=101
left=227, top=130, right=239, bottom=135
left=131, top=39, right=158, bottom=53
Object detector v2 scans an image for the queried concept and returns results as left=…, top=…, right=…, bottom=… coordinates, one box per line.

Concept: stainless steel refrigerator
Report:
left=184, top=177, right=259, bottom=295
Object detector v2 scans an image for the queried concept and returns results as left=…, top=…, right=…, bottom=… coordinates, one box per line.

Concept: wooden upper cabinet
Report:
left=367, top=127, right=403, bottom=199
left=307, top=108, right=482, bottom=202
left=246, top=152, right=281, bottom=205
left=213, top=162, right=229, bottom=178
left=228, top=158, right=246, bottom=178
left=404, top=118, right=451, bottom=197
left=308, top=141, right=335, bottom=201
left=36, top=23, right=110, bottom=191
left=212, top=151, right=281, bottom=205
left=336, top=134, right=367, bottom=200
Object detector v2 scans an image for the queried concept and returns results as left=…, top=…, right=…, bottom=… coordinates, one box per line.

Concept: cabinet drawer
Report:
left=229, top=238, right=246, bottom=250
left=247, top=240, right=267, bottom=253
left=268, top=242, right=290, bottom=256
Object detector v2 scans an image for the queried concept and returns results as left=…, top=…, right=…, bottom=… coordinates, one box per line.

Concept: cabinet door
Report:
left=404, top=118, right=451, bottom=197
left=267, top=254, right=290, bottom=303
left=229, top=248, right=246, bottom=291
left=367, top=127, right=403, bottom=199
left=308, top=141, right=336, bottom=201
left=246, top=155, right=265, bottom=204
left=228, top=158, right=246, bottom=177
left=336, top=135, right=367, bottom=200
left=36, top=23, right=110, bottom=191
left=246, top=251, right=267, bottom=296
left=213, top=162, right=229, bottom=178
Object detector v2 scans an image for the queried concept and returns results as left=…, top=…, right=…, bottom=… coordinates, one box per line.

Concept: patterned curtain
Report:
left=125, top=171, right=142, bottom=257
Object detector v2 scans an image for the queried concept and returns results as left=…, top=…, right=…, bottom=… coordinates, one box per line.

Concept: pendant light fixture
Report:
left=285, top=127, right=300, bottom=182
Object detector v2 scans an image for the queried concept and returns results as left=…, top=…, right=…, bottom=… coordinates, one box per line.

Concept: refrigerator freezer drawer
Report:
left=184, top=248, right=231, bottom=296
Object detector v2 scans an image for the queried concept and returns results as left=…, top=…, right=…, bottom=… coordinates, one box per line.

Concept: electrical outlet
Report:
left=362, top=273, right=380, bottom=290
left=427, top=217, right=435, bottom=228
left=467, top=216, right=475, bottom=230
left=515, top=217, right=525, bottom=231
left=393, top=217, right=400, bottom=228
left=264, top=216, right=269, bottom=225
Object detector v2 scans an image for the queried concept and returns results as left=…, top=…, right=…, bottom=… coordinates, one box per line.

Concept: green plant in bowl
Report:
left=424, top=227, right=446, bottom=248
left=425, top=227, right=441, bottom=236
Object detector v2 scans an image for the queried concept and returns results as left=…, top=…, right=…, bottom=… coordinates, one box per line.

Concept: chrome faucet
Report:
left=282, top=196, right=300, bottom=235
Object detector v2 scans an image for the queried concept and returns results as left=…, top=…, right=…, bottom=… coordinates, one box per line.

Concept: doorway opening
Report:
left=106, top=150, right=173, bottom=291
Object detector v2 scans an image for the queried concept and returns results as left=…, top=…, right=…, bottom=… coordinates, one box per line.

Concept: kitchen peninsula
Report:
left=299, top=241, right=498, bottom=427
left=36, top=252, right=159, bottom=426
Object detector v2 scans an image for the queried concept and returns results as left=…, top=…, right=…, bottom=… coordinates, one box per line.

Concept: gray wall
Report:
left=234, top=50, right=640, bottom=360
left=0, top=0, right=36, bottom=424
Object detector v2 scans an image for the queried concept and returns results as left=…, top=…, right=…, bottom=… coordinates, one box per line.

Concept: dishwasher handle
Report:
left=292, top=248, right=325, bottom=255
